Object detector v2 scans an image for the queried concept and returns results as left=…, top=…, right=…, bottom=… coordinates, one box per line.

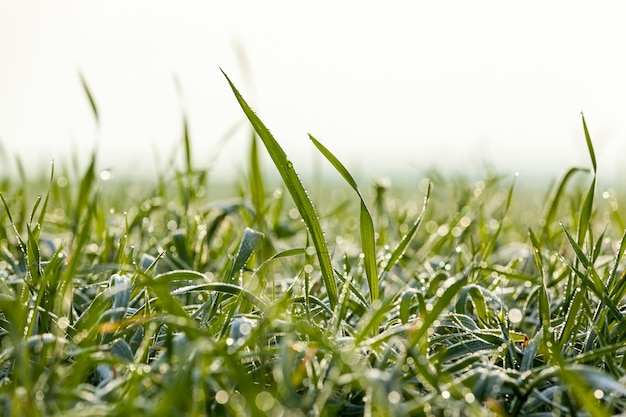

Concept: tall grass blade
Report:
left=577, top=114, right=597, bottom=247
left=541, top=167, right=587, bottom=237
left=529, top=229, right=553, bottom=361
left=309, top=134, right=378, bottom=303
left=249, top=132, right=266, bottom=232
left=79, top=72, right=99, bottom=124
left=222, top=69, right=338, bottom=307
left=34, top=161, right=54, bottom=240
left=382, top=181, right=431, bottom=276
left=581, top=113, right=597, bottom=174
left=482, top=175, right=515, bottom=262
left=182, top=116, right=192, bottom=175
left=73, top=153, right=96, bottom=234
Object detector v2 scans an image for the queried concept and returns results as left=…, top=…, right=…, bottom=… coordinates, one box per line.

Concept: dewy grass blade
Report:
left=309, top=134, right=378, bottom=303
left=222, top=70, right=338, bottom=307
left=607, top=230, right=626, bottom=302
left=34, top=160, right=55, bottom=239
left=382, top=180, right=431, bottom=276
left=249, top=131, right=266, bottom=231
left=482, top=174, right=515, bottom=262
left=541, top=167, right=588, bottom=238
left=408, top=275, right=467, bottom=348
left=529, top=229, right=553, bottom=362
left=577, top=114, right=597, bottom=247
left=227, top=227, right=264, bottom=283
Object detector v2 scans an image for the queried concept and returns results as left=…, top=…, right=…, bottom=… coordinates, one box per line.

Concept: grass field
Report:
left=1, top=72, right=626, bottom=416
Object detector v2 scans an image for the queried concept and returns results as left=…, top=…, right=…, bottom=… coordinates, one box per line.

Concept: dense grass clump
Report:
left=1, top=73, right=626, bottom=416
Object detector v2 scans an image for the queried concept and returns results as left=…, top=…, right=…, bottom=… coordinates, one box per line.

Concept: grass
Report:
left=1, top=72, right=626, bottom=416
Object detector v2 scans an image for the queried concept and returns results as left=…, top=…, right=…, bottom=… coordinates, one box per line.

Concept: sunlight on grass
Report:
left=0, top=75, right=625, bottom=416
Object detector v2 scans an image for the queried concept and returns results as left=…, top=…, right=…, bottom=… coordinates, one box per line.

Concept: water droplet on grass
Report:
left=509, top=308, right=523, bottom=324
left=255, top=392, right=274, bottom=411
left=388, top=391, right=401, bottom=404
left=215, top=390, right=229, bottom=404
left=99, top=169, right=112, bottom=181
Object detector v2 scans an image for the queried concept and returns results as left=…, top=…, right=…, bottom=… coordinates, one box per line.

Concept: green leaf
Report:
left=79, top=72, right=99, bottom=124
left=541, top=167, right=588, bottom=237
left=227, top=227, right=264, bottom=283
left=222, top=69, right=338, bottom=308
left=529, top=228, right=553, bottom=361
left=482, top=175, right=515, bottom=262
left=577, top=114, right=597, bottom=247
left=309, top=134, right=378, bottom=303
left=408, top=275, right=467, bottom=347
left=382, top=180, right=430, bottom=277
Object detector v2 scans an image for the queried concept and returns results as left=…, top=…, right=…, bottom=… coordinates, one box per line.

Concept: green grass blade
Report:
left=227, top=227, right=264, bottom=283
left=581, top=113, right=597, bottom=174
left=249, top=131, right=266, bottom=232
left=559, top=365, right=612, bottom=417
left=170, top=282, right=266, bottom=312
left=408, top=275, right=467, bottom=348
left=529, top=228, right=553, bottom=362
left=222, top=69, right=338, bottom=307
left=0, top=192, right=26, bottom=256
left=34, top=161, right=55, bottom=239
left=79, top=72, right=99, bottom=124
left=73, top=153, right=96, bottom=233
left=482, top=175, right=515, bottom=262
left=577, top=114, right=597, bottom=247
left=309, top=134, right=378, bottom=303
left=541, top=167, right=588, bottom=237
left=560, top=223, right=622, bottom=321
left=382, top=180, right=431, bottom=276
left=558, top=285, right=584, bottom=348
left=607, top=230, right=626, bottom=302
left=182, top=116, right=192, bottom=175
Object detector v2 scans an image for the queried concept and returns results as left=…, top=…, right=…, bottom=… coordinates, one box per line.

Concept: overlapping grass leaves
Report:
left=1, top=76, right=626, bottom=416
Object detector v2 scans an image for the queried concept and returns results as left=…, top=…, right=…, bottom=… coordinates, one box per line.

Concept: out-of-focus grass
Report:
left=0, top=73, right=625, bottom=416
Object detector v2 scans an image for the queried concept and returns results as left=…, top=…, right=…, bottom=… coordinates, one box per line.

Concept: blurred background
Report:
left=1, top=1, right=625, bottom=185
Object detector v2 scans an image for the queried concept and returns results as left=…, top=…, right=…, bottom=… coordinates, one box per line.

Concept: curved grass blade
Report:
left=227, top=227, right=264, bottom=283
left=222, top=69, right=338, bottom=307
left=79, top=72, right=99, bottom=124
left=482, top=175, right=515, bottom=262
left=560, top=223, right=613, bottom=307
left=309, top=134, right=378, bottom=303
left=382, top=181, right=431, bottom=277
left=170, top=282, right=266, bottom=313
left=541, top=167, right=588, bottom=237
left=408, top=275, right=467, bottom=349
left=559, top=365, right=612, bottom=417
left=33, top=160, right=55, bottom=240
left=577, top=114, right=597, bottom=247
left=607, top=230, right=626, bottom=303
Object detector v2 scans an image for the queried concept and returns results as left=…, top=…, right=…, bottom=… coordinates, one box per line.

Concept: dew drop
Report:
left=388, top=391, right=401, bottom=404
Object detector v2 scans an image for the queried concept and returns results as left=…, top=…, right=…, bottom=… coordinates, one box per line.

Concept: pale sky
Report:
left=1, top=1, right=625, bottom=184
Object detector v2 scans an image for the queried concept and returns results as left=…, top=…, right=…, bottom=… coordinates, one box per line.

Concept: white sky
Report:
left=1, top=1, right=625, bottom=184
